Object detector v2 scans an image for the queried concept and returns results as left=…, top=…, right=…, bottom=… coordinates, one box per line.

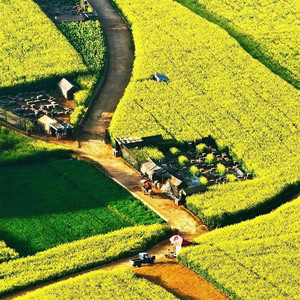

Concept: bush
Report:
left=196, top=143, right=208, bottom=154
left=226, top=174, right=237, bottom=182
left=178, top=155, right=189, bottom=166
left=74, top=90, right=90, bottom=106
left=199, top=176, right=208, bottom=185
left=75, top=73, right=98, bottom=90
left=131, top=146, right=165, bottom=164
left=216, top=163, right=226, bottom=176
left=205, top=153, right=216, bottom=164
left=0, top=241, right=19, bottom=263
left=70, top=106, right=86, bottom=127
left=190, top=165, right=200, bottom=177
left=170, top=147, right=181, bottom=155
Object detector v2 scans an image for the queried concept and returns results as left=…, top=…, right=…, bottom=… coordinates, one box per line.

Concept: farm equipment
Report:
left=129, top=252, right=156, bottom=267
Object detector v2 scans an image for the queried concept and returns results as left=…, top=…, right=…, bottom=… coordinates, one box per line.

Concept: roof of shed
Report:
left=38, top=115, right=57, bottom=125
left=58, top=78, right=76, bottom=92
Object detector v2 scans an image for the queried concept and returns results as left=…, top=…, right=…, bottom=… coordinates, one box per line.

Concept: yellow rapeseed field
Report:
left=0, top=224, right=169, bottom=296
left=16, top=267, right=178, bottom=300
left=178, top=0, right=300, bottom=87
left=0, top=241, right=19, bottom=263
left=179, top=197, right=300, bottom=299
left=0, top=0, right=86, bottom=89
left=109, top=0, right=300, bottom=226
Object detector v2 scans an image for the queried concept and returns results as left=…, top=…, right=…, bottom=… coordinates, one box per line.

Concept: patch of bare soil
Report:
left=133, top=259, right=229, bottom=300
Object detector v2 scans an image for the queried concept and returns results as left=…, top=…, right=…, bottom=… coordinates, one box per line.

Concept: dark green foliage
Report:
left=0, top=159, right=162, bottom=255
left=57, top=21, right=106, bottom=73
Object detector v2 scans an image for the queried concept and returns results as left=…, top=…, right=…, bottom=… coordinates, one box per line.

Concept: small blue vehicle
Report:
left=129, top=252, right=156, bottom=267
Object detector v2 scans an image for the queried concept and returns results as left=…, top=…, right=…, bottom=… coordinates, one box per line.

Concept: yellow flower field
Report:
left=109, top=0, right=300, bottom=226
left=179, top=197, right=300, bottom=299
left=16, top=267, right=178, bottom=300
left=0, top=0, right=86, bottom=89
left=177, top=0, right=300, bottom=87
left=0, top=224, right=169, bottom=296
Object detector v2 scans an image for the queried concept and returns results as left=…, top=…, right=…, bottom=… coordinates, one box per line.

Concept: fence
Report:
left=121, top=146, right=139, bottom=168
left=0, top=107, right=31, bottom=131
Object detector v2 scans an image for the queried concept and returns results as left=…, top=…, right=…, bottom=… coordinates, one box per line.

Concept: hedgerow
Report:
left=57, top=21, right=106, bottom=126
left=109, top=0, right=300, bottom=226
left=17, top=267, right=178, bottom=300
left=178, top=197, right=300, bottom=300
left=0, top=224, right=169, bottom=296
left=0, top=0, right=86, bottom=92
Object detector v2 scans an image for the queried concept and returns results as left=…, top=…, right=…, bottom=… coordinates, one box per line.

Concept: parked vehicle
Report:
left=129, top=252, right=156, bottom=267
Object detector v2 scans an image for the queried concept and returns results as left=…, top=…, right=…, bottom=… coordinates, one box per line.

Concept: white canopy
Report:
left=169, top=235, right=184, bottom=246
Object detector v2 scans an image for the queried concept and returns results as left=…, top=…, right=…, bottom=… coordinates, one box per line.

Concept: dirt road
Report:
left=80, top=0, right=134, bottom=135
left=1, top=0, right=228, bottom=299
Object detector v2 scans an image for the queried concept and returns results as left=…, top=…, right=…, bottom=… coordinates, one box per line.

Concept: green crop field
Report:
left=17, top=267, right=178, bottom=300
left=109, top=0, right=300, bottom=227
left=0, top=0, right=86, bottom=91
left=179, top=197, right=300, bottom=300
left=0, top=127, right=70, bottom=166
left=176, top=0, right=300, bottom=88
left=0, top=159, right=162, bottom=255
left=0, top=128, right=166, bottom=296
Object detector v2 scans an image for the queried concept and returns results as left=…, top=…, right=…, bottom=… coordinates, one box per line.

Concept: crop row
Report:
left=109, top=0, right=300, bottom=226
left=17, top=267, right=178, bottom=300
left=0, top=241, right=19, bottom=263
left=178, top=197, right=300, bottom=300
left=0, top=0, right=86, bottom=92
left=176, top=0, right=300, bottom=88
left=0, top=224, right=169, bottom=296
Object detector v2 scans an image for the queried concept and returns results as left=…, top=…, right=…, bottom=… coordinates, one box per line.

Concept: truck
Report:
left=129, top=252, right=156, bottom=267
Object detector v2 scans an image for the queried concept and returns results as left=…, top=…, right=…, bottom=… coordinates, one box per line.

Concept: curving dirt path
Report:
left=0, top=1, right=228, bottom=299
left=80, top=0, right=134, bottom=135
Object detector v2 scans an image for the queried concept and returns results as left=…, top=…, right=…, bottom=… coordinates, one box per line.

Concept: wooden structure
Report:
left=38, top=115, right=58, bottom=134
left=115, top=135, right=163, bottom=151
left=58, top=78, right=78, bottom=100
left=140, top=159, right=171, bottom=182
